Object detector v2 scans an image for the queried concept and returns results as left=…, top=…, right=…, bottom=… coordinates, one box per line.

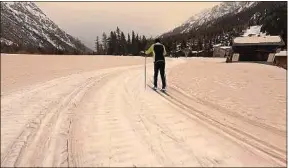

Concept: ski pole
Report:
left=145, top=54, right=147, bottom=90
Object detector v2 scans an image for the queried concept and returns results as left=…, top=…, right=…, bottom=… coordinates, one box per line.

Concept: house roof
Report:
left=213, top=44, right=222, bottom=47
left=275, top=51, right=287, bottom=57
left=233, top=36, right=285, bottom=46
left=220, top=46, right=232, bottom=49
left=191, top=50, right=203, bottom=53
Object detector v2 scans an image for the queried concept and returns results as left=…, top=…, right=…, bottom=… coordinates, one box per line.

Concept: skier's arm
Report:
left=163, top=45, right=167, bottom=56
left=145, top=44, right=154, bottom=55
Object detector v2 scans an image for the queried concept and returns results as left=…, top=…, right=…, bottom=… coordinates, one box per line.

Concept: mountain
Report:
left=160, top=1, right=287, bottom=56
left=161, top=2, right=259, bottom=38
left=1, top=2, right=92, bottom=54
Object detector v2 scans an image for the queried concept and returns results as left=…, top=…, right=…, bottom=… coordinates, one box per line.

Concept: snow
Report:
left=55, top=34, right=75, bottom=48
left=170, top=57, right=286, bottom=134
left=24, top=2, right=47, bottom=21
left=275, top=51, right=287, bottom=57
left=43, top=33, right=57, bottom=47
left=246, top=2, right=256, bottom=8
left=213, top=44, right=222, bottom=47
left=234, top=36, right=283, bottom=45
left=28, top=25, right=57, bottom=48
left=0, top=38, right=16, bottom=46
left=4, top=2, right=20, bottom=15
left=29, top=32, right=39, bottom=43
left=166, top=2, right=259, bottom=36
left=242, top=25, right=266, bottom=37
left=191, top=50, right=203, bottom=53
left=237, top=7, right=243, bottom=13
left=220, top=46, right=232, bottom=49
left=38, top=43, right=44, bottom=48
left=0, top=55, right=286, bottom=167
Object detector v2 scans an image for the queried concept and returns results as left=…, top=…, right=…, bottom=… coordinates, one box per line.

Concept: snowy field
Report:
left=1, top=54, right=286, bottom=167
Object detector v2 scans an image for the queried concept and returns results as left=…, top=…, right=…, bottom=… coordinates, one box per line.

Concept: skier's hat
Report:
left=155, top=38, right=161, bottom=43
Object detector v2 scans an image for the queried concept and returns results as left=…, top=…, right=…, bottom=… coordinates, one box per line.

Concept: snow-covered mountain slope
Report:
left=161, top=2, right=259, bottom=37
left=1, top=2, right=92, bottom=54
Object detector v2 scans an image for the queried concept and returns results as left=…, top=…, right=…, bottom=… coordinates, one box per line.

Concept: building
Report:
left=227, top=35, right=285, bottom=63
left=273, top=51, right=287, bottom=69
left=213, top=46, right=232, bottom=57
left=191, top=50, right=204, bottom=57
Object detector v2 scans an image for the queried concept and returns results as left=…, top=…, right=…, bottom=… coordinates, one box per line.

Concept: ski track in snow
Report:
left=1, top=56, right=286, bottom=167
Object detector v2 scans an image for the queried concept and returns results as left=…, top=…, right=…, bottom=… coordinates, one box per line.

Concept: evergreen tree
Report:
left=101, top=28, right=152, bottom=56
left=180, top=40, right=187, bottom=50
left=197, top=38, right=203, bottom=52
left=131, top=31, right=136, bottom=55
left=102, top=32, right=108, bottom=54
left=120, top=32, right=127, bottom=55
left=95, top=36, right=100, bottom=54
left=136, top=34, right=140, bottom=55
left=127, top=33, right=131, bottom=54
left=115, top=27, right=121, bottom=54
left=141, top=35, right=147, bottom=52
left=260, top=2, right=287, bottom=46
left=98, top=44, right=103, bottom=55
left=107, top=31, right=115, bottom=55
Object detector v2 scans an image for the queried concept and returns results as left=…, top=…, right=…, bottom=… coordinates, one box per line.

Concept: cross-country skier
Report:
left=145, top=38, right=167, bottom=91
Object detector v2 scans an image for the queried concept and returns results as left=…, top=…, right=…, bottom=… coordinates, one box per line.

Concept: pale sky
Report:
left=36, top=2, right=221, bottom=49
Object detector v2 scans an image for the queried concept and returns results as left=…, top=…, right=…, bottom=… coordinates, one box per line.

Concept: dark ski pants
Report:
left=154, top=61, right=166, bottom=89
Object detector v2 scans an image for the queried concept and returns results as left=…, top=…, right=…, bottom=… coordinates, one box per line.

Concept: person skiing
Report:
left=145, top=38, right=167, bottom=91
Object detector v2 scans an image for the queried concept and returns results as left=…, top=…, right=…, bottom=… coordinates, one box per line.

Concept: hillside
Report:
left=162, top=2, right=258, bottom=37
left=160, top=1, right=287, bottom=56
left=0, top=2, right=92, bottom=54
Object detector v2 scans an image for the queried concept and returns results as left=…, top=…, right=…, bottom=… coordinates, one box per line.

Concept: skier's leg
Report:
left=160, top=62, right=166, bottom=89
left=154, top=63, right=159, bottom=88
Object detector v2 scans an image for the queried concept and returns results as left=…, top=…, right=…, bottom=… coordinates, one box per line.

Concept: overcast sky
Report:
left=36, top=2, right=220, bottom=49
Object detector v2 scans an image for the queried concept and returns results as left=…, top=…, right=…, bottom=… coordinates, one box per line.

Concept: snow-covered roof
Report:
left=220, top=46, right=231, bottom=49
left=233, top=36, right=285, bottom=46
left=191, top=50, right=203, bottom=53
left=275, top=51, right=287, bottom=57
left=213, top=44, right=222, bottom=47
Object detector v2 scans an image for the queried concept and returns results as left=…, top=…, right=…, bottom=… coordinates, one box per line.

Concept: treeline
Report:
left=258, top=2, right=287, bottom=46
left=162, top=35, right=214, bottom=57
left=94, top=27, right=153, bottom=56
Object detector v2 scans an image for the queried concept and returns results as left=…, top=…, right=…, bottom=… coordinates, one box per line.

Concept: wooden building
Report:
left=273, top=51, right=287, bottom=69
left=227, top=36, right=285, bottom=63
left=213, top=46, right=232, bottom=57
